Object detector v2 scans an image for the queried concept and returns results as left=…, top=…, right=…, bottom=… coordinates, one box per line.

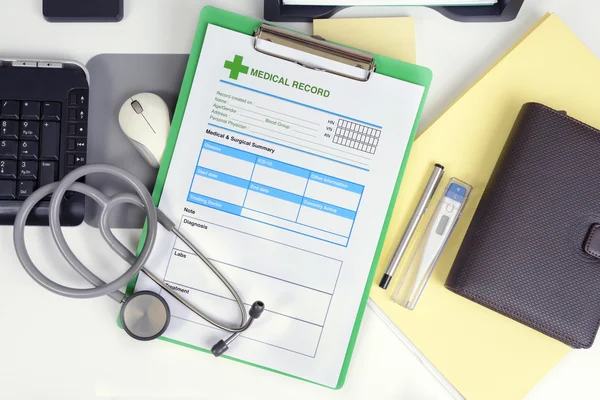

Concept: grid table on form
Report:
left=161, top=214, right=343, bottom=357
left=187, top=140, right=364, bottom=247
left=333, top=118, right=381, bottom=155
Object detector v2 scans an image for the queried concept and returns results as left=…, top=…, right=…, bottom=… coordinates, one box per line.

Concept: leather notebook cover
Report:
left=446, top=102, right=600, bottom=349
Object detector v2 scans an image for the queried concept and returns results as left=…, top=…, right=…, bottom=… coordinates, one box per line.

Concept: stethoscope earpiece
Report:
left=249, top=301, right=266, bottom=319
left=210, top=301, right=265, bottom=357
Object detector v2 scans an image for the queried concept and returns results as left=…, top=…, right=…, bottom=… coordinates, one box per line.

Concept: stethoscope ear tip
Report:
left=211, top=340, right=229, bottom=357
left=249, top=301, right=265, bottom=319
left=210, top=301, right=265, bottom=357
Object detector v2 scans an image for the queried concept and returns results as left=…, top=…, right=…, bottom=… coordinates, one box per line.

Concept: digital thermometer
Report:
left=393, top=178, right=472, bottom=310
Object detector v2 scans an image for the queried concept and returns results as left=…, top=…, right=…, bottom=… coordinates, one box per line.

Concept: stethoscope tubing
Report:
left=13, top=164, right=252, bottom=335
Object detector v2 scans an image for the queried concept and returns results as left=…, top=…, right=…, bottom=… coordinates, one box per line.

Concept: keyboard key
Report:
left=69, top=108, right=86, bottom=121
left=76, top=138, right=87, bottom=150
left=69, top=91, right=87, bottom=107
left=68, top=124, right=86, bottom=136
left=0, top=120, right=18, bottom=139
left=0, top=140, right=18, bottom=159
left=17, top=180, right=36, bottom=199
left=41, top=122, right=60, bottom=160
left=19, top=141, right=38, bottom=160
left=67, top=153, right=86, bottom=166
left=42, top=102, right=61, bottom=121
left=20, top=121, right=39, bottom=140
left=0, top=160, right=17, bottom=179
left=0, top=180, right=16, bottom=199
left=1, top=100, right=19, bottom=119
left=21, top=101, right=41, bottom=120
left=39, top=161, right=57, bottom=187
left=18, top=160, right=37, bottom=180
left=41, top=122, right=59, bottom=139
left=68, top=138, right=87, bottom=151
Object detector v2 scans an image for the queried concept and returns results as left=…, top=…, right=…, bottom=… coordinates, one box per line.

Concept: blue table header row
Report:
left=202, top=140, right=364, bottom=195
left=195, top=166, right=249, bottom=189
left=203, top=141, right=257, bottom=163
left=302, top=198, right=356, bottom=220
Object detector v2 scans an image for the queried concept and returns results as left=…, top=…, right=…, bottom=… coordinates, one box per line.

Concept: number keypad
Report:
left=0, top=98, right=84, bottom=201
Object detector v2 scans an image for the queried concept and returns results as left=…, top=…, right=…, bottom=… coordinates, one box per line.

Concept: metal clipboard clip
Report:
left=253, top=24, right=375, bottom=82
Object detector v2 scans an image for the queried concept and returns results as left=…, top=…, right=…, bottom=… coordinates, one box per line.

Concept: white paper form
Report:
left=134, top=24, right=425, bottom=387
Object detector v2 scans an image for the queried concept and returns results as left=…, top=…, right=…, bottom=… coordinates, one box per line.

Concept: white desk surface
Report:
left=1, top=0, right=599, bottom=399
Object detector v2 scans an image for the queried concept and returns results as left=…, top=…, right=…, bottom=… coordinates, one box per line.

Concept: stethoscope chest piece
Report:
left=120, top=291, right=171, bottom=341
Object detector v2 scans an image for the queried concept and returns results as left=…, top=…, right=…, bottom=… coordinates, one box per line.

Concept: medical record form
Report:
left=133, top=23, right=426, bottom=387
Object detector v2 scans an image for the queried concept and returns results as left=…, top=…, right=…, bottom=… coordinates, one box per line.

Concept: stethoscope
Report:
left=13, top=164, right=264, bottom=357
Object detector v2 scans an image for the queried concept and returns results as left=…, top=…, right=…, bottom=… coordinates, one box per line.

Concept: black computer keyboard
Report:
left=0, top=60, right=89, bottom=225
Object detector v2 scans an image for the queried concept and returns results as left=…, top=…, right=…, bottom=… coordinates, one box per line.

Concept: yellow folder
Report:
left=316, top=13, right=600, bottom=400
left=313, top=17, right=416, bottom=63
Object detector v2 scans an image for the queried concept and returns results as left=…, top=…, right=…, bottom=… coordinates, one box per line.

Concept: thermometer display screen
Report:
left=436, top=215, right=450, bottom=235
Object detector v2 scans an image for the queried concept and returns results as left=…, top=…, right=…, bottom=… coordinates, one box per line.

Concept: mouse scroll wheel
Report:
left=131, top=100, right=144, bottom=114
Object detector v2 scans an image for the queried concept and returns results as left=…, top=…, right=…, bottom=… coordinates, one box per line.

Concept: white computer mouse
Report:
left=118, top=92, right=171, bottom=168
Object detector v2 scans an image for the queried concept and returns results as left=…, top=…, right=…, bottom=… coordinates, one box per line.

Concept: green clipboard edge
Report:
left=122, top=6, right=432, bottom=390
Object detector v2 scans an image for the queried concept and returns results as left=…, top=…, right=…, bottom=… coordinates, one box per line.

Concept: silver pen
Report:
left=379, top=164, right=445, bottom=289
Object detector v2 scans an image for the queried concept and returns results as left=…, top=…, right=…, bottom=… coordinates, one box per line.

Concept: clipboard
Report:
left=127, top=6, right=432, bottom=389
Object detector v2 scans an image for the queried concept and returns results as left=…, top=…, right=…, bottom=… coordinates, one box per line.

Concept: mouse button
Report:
left=131, top=100, right=144, bottom=114
left=131, top=139, right=159, bottom=168
left=143, top=109, right=171, bottom=136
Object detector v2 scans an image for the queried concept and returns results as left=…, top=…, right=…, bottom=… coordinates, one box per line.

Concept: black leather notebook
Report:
left=445, top=103, right=600, bottom=348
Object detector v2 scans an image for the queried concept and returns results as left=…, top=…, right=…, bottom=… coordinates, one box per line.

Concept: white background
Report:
left=1, top=0, right=599, bottom=399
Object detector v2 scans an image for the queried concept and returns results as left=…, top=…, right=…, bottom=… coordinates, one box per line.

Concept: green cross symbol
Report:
left=224, top=55, right=249, bottom=80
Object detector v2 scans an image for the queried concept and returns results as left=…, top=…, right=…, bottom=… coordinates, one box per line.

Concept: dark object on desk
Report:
left=0, top=60, right=89, bottom=225
left=43, top=0, right=123, bottom=22
left=445, top=103, right=600, bottom=349
left=264, top=0, right=525, bottom=23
